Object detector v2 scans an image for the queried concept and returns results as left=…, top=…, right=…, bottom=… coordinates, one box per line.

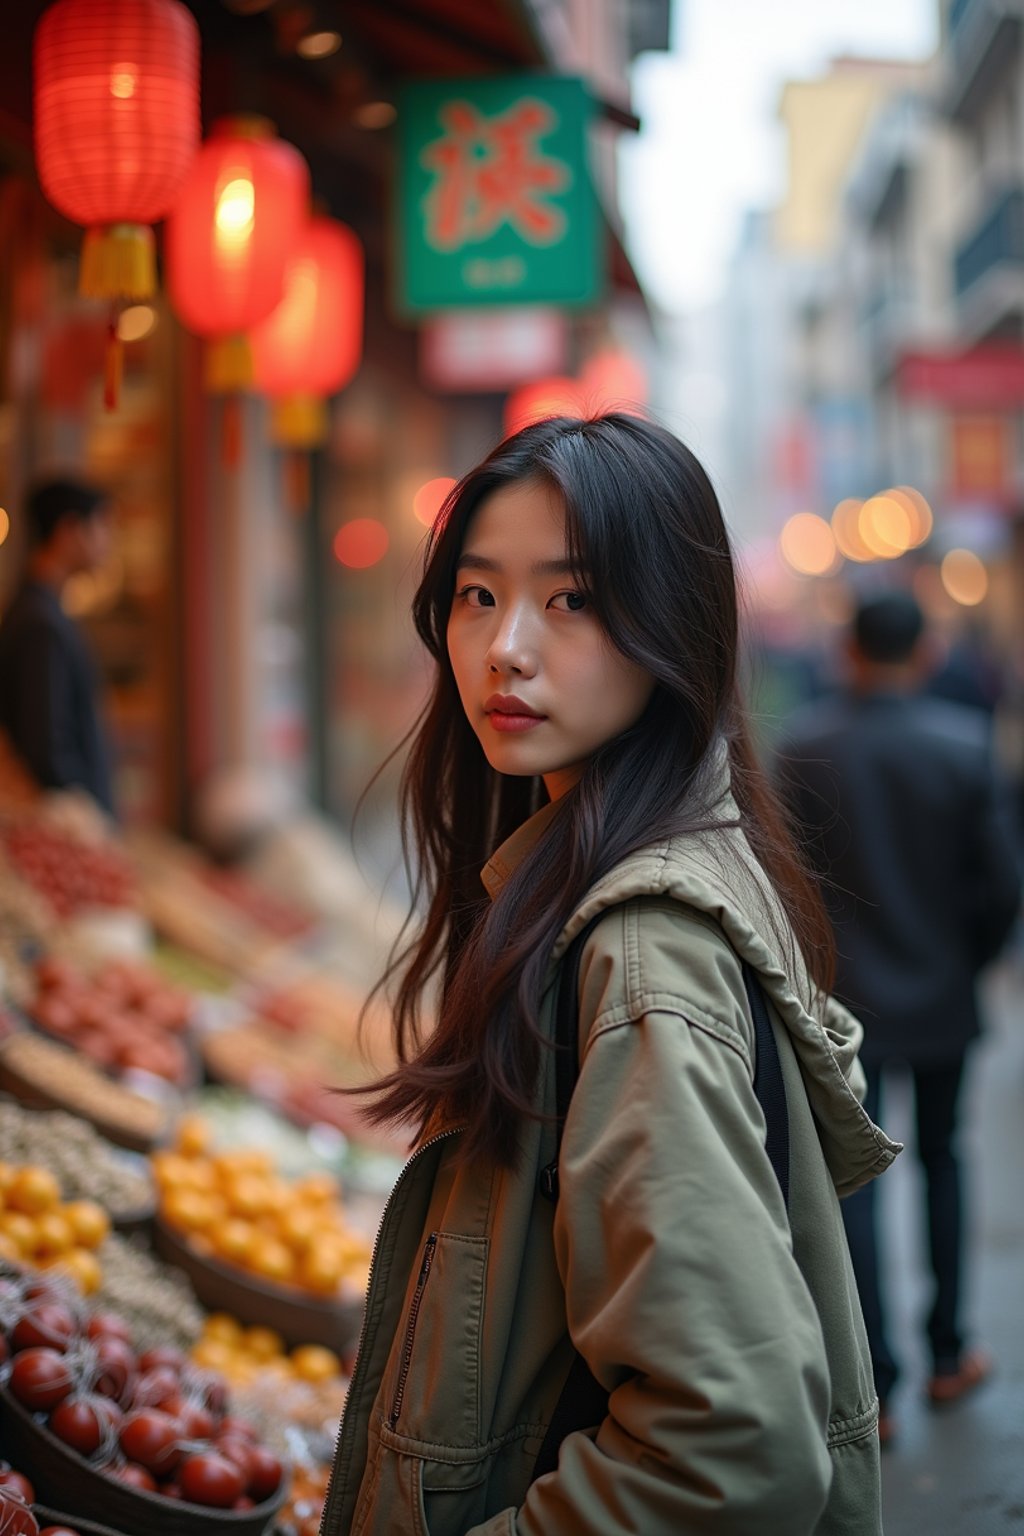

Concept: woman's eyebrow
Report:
left=456, top=553, right=579, bottom=576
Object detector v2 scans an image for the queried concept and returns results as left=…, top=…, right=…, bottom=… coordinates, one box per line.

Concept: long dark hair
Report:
left=359, top=414, right=834, bottom=1165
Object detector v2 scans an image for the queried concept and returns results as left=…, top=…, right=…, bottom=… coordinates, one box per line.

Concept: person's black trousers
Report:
left=841, top=1055, right=968, bottom=1401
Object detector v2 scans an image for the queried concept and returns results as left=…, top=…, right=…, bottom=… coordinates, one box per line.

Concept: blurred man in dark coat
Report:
left=0, top=478, right=115, bottom=815
left=776, top=592, right=1020, bottom=1440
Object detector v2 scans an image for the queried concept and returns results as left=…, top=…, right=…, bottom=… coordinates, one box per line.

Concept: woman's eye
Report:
left=456, top=585, right=495, bottom=608
left=550, top=590, right=587, bottom=612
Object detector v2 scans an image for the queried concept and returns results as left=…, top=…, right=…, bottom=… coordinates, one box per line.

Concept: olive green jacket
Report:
left=322, top=790, right=901, bottom=1536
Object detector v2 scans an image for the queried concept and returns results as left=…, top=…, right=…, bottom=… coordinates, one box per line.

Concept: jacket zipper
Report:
left=319, top=1126, right=464, bottom=1536
left=388, top=1231, right=437, bottom=1429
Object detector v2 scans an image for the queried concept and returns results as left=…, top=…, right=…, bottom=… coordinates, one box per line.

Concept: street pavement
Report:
left=873, top=954, right=1024, bottom=1534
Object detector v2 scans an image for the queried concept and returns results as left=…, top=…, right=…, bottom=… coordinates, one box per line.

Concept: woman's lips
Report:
left=487, top=711, right=545, bottom=733
left=484, top=694, right=546, bottom=733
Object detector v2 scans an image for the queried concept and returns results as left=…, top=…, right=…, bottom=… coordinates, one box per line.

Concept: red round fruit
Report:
left=246, top=1445, right=283, bottom=1502
left=49, top=1396, right=106, bottom=1456
left=109, top=1463, right=156, bottom=1492
left=118, top=1409, right=182, bottom=1477
left=0, top=1471, right=35, bottom=1502
left=91, top=1337, right=137, bottom=1404
left=215, top=1436, right=253, bottom=1479
left=39, top=1528, right=83, bottom=1535
left=179, top=1452, right=244, bottom=1508
left=8, top=1347, right=74, bottom=1411
left=233, top=1496, right=255, bottom=1511
left=11, top=1303, right=76, bottom=1354
left=195, top=1372, right=228, bottom=1417
left=85, top=1313, right=133, bottom=1347
left=0, top=1487, right=39, bottom=1536
left=137, top=1346, right=185, bottom=1375
left=133, top=1367, right=179, bottom=1409
left=176, top=1401, right=214, bottom=1440
left=218, top=1414, right=258, bottom=1442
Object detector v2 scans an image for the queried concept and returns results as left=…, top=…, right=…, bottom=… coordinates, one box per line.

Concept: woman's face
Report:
left=446, top=478, right=655, bottom=800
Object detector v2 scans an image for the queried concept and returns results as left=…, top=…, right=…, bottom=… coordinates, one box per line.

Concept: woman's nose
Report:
left=486, top=607, right=537, bottom=676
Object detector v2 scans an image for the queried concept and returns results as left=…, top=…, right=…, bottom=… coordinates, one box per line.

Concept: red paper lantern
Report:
left=251, top=215, right=364, bottom=448
left=34, top=0, right=200, bottom=301
left=166, top=115, right=310, bottom=391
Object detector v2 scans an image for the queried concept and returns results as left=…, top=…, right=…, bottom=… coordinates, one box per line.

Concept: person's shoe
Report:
left=877, top=1402, right=895, bottom=1448
left=926, top=1348, right=993, bottom=1407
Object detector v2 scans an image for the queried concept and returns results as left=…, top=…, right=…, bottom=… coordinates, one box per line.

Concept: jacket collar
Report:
left=481, top=796, right=561, bottom=900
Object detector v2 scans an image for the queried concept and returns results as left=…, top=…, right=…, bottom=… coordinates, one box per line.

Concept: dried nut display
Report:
left=91, top=1232, right=204, bottom=1354
left=0, top=1035, right=168, bottom=1145
left=0, top=1102, right=152, bottom=1215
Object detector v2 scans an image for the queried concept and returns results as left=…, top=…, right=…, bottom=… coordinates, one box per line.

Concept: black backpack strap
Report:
left=537, top=912, right=608, bottom=1205
left=743, top=958, right=790, bottom=1207
left=533, top=909, right=790, bottom=1483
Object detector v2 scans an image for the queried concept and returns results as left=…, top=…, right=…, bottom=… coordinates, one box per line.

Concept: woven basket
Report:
left=153, top=1216, right=362, bottom=1353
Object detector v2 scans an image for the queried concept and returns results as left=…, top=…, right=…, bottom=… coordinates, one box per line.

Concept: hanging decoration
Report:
left=251, top=214, right=364, bottom=507
left=166, top=116, right=309, bottom=462
left=33, top=0, right=200, bottom=407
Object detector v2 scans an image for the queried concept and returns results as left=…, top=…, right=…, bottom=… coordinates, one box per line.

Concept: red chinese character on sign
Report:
left=421, top=98, right=571, bottom=251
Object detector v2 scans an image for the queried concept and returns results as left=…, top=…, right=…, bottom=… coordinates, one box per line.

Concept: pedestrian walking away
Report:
left=320, top=413, right=900, bottom=1536
left=775, top=592, right=1021, bottom=1446
left=0, top=477, right=116, bottom=816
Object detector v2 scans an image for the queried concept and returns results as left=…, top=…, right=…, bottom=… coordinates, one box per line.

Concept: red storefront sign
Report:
left=948, top=415, right=1012, bottom=500
left=897, top=346, right=1024, bottom=405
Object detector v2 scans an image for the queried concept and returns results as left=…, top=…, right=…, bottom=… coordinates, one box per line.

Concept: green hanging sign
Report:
left=394, top=75, right=603, bottom=313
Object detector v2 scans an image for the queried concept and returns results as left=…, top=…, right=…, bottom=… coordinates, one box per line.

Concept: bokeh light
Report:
left=858, top=493, right=914, bottom=559
left=578, top=349, right=648, bottom=414
left=296, top=29, right=341, bottom=58
left=940, top=548, right=988, bottom=607
left=353, top=100, right=397, bottom=129
left=413, top=477, right=456, bottom=528
left=778, top=512, right=839, bottom=576
left=0, top=508, right=9, bottom=547
left=504, top=377, right=583, bottom=436
left=887, top=486, right=933, bottom=548
left=116, top=305, right=157, bottom=343
left=333, top=517, right=389, bottom=569
left=830, top=498, right=874, bottom=562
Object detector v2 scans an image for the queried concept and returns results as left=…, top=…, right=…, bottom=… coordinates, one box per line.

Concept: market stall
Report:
left=0, top=787, right=403, bottom=1536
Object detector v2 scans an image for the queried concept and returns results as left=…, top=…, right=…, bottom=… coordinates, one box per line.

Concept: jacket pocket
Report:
left=385, top=1230, right=489, bottom=1448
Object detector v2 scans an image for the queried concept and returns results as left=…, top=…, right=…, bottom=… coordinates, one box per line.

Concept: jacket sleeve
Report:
left=471, top=988, right=834, bottom=1534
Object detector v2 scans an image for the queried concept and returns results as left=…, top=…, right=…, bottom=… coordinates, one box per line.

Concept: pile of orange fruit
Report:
left=153, top=1116, right=371, bottom=1298
left=190, top=1313, right=346, bottom=1386
left=0, top=1161, right=109, bottom=1293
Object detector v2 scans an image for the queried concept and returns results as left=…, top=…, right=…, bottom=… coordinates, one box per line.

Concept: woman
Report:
left=322, top=414, right=899, bottom=1536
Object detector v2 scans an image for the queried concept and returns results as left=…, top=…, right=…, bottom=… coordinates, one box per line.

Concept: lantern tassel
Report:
left=270, top=394, right=328, bottom=450
left=103, top=316, right=123, bottom=411
left=206, top=335, right=254, bottom=394
left=81, top=224, right=156, bottom=301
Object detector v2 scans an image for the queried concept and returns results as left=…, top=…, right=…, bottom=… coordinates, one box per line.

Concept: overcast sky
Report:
left=619, top=0, right=940, bottom=314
